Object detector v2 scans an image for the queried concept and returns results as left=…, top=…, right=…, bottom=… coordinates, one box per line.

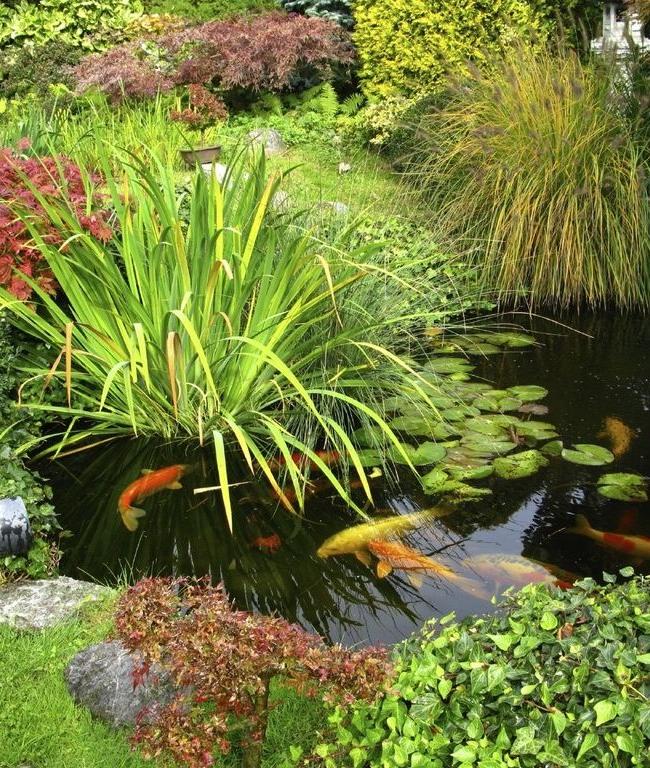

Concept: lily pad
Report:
left=410, top=442, right=447, bottom=466
left=352, top=425, right=387, bottom=446
left=355, top=449, right=383, bottom=467
left=421, top=467, right=449, bottom=494
left=561, top=444, right=615, bottom=466
left=488, top=332, right=537, bottom=348
left=540, top=439, right=564, bottom=457
left=458, top=341, right=502, bottom=356
left=516, top=421, right=559, bottom=441
left=506, top=385, right=548, bottom=402
left=440, top=406, right=481, bottom=422
left=426, top=357, right=474, bottom=375
left=389, top=415, right=437, bottom=436
left=446, top=464, right=494, bottom=481
left=596, top=473, right=648, bottom=502
left=440, top=482, right=493, bottom=502
left=493, top=450, right=549, bottom=479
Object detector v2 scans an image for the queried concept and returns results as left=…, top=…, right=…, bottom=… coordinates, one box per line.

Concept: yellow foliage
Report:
left=352, top=0, right=551, bottom=98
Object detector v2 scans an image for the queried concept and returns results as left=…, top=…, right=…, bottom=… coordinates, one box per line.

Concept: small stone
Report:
left=247, top=128, right=287, bottom=156
left=0, top=497, right=32, bottom=556
left=201, top=162, right=229, bottom=184
left=338, top=162, right=352, bottom=174
left=0, top=576, right=110, bottom=630
left=271, top=189, right=291, bottom=212
left=319, top=201, right=350, bottom=216
left=65, top=641, right=179, bottom=727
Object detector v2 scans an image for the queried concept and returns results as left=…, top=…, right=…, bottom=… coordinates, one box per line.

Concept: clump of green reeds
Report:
left=411, top=48, right=650, bottom=309
left=0, top=145, right=447, bottom=528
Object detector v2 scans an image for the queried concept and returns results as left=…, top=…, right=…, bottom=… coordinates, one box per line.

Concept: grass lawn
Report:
left=0, top=595, right=326, bottom=768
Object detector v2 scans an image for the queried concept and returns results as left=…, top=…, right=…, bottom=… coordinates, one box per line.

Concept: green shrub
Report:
left=0, top=322, right=59, bottom=583
left=140, top=0, right=276, bottom=21
left=411, top=49, right=650, bottom=309
left=0, top=0, right=143, bottom=55
left=352, top=0, right=551, bottom=99
left=0, top=41, right=81, bottom=100
left=280, top=0, right=353, bottom=29
left=319, top=573, right=650, bottom=767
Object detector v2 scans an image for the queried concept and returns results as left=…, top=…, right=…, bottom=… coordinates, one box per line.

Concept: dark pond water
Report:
left=42, top=313, right=650, bottom=646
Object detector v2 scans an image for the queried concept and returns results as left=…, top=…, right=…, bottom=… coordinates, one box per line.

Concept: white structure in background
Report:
left=591, top=2, right=650, bottom=57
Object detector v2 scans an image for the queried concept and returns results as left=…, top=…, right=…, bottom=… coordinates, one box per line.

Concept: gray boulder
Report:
left=0, top=497, right=32, bottom=556
left=65, top=640, right=179, bottom=727
left=247, top=128, right=287, bottom=156
left=0, top=576, right=111, bottom=630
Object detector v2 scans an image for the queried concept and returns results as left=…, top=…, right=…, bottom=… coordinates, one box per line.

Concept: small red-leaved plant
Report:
left=115, top=578, right=391, bottom=768
left=0, top=145, right=111, bottom=300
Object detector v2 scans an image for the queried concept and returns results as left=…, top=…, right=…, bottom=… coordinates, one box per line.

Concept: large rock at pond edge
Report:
left=0, top=577, right=110, bottom=630
left=0, top=497, right=32, bottom=556
left=65, top=641, right=178, bottom=727
left=247, top=128, right=287, bottom=156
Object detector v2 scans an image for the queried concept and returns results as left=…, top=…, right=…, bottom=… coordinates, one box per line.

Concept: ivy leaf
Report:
left=451, top=746, right=476, bottom=763
left=576, top=732, right=599, bottom=761
left=594, top=699, right=617, bottom=726
left=540, top=612, right=558, bottom=631
left=551, top=710, right=567, bottom=735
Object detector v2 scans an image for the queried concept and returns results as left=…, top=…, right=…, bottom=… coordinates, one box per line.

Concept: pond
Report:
left=42, top=312, right=650, bottom=646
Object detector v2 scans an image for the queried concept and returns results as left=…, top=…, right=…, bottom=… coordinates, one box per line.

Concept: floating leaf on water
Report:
left=488, top=332, right=537, bottom=349
left=458, top=341, right=502, bottom=356
left=516, top=421, right=559, bottom=441
left=596, top=472, right=648, bottom=502
left=561, top=444, right=615, bottom=466
left=441, top=405, right=481, bottom=422
left=473, top=396, right=502, bottom=412
left=493, top=450, right=549, bottom=480
left=506, top=385, right=548, bottom=402
left=499, top=397, right=524, bottom=412
left=461, top=434, right=517, bottom=456
left=421, top=467, right=449, bottom=494
left=446, top=464, right=494, bottom=481
left=352, top=424, right=387, bottom=446
left=431, top=422, right=461, bottom=440
left=541, top=439, right=564, bottom=456
left=464, top=416, right=512, bottom=437
left=440, top=482, right=493, bottom=501
left=518, top=403, right=549, bottom=416
left=355, top=449, right=383, bottom=467
left=410, top=441, right=447, bottom=466
left=449, top=372, right=471, bottom=382
left=426, top=357, right=474, bottom=375
left=389, top=415, right=438, bottom=436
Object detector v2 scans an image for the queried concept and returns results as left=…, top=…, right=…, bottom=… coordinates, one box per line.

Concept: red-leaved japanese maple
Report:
left=115, top=578, right=391, bottom=768
left=74, top=12, right=355, bottom=102
left=0, top=146, right=111, bottom=300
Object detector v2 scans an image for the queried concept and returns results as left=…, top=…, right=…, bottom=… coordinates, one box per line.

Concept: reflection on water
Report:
left=41, top=313, right=650, bottom=645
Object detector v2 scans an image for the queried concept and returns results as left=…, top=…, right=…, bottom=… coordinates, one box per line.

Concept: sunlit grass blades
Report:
left=411, top=48, right=650, bottom=309
left=0, top=148, right=441, bottom=527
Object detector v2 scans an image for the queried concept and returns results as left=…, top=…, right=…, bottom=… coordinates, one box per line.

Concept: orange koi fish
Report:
left=568, top=514, right=650, bottom=559
left=251, top=534, right=282, bottom=554
left=269, top=449, right=341, bottom=472
left=366, top=539, right=490, bottom=599
left=118, top=464, right=187, bottom=532
left=597, top=417, right=636, bottom=458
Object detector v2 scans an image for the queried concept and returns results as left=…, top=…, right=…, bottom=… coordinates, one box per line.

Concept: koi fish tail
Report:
left=567, top=514, right=593, bottom=539
left=120, top=505, right=146, bottom=532
left=452, top=574, right=492, bottom=601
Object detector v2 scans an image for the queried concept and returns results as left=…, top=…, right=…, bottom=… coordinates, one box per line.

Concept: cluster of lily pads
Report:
left=352, top=331, right=648, bottom=503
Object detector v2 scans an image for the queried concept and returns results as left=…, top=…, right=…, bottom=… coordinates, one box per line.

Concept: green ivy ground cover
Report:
left=318, top=574, right=650, bottom=768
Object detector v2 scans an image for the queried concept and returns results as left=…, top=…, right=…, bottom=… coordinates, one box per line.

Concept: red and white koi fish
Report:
left=118, top=464, right=187, bottom=532
left=463, top=554, right=578, bottom=591
left=568, top=514, right=650, bottom=559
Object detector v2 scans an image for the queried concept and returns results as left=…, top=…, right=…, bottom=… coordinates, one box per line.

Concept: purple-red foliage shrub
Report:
left=0, top=145, right=111, bottom=300
left=74, top=11, right=355, bottom=102
left=115, top=578, right=391, bottom=768
left=171, top=84, right=229, bottom=130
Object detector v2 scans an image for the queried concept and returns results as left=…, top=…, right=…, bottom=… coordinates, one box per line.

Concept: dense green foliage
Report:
left=0, top=322, right=59, bottom=582
left=0, top=0, right=142, bottom=54
left=411, top=49, right=650, bottom=309
left=319, top=573, right=650, bottom=767
left=352, top=0, right=550, bottom=99
left=0, top=40, right=81, bottom=101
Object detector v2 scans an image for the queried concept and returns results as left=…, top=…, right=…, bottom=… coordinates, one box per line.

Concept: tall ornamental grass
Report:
left=0, top=147, right=441, bottom=527
left=411, top=49, right=650, bottom=309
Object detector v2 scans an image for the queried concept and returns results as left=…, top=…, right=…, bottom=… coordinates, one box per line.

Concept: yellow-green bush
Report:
left=353, top=0, right=553, bottom=98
